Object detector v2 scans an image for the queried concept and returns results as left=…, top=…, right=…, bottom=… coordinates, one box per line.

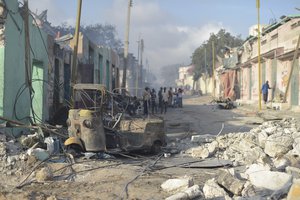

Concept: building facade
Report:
left=239, top=16, right=300, bottom=107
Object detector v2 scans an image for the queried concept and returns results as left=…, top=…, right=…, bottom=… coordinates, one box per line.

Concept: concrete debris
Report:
left=161, top=176, right=194, bottom=194
left=36, top=166, right=53, bottom=182
left=286, top=166, right=300, bottom=179
left=187, top=140, right=218, bottom=159
left=165, top=185, right=203, bottom=200
left=186, top=118, right=300, bottom=165
left=214, top=97, right=236, bottom=109
left=203, top=178, right=228, bottom=199
left=247, top=169, right=292, bottom=191
left=190, top=134, right=215, bottom=143
left=0, top=134, right=33, bottom=176
left=241, top=181, right=273, bottom=199
left=182, top=118, right=300, bottom=199
left=19, top=128, right=44, bottom=148
left=217, top=170, right=246, bottom=195
left=287, top=180, right=300, bottom=200
left=264, top=132, right=293, bottom=158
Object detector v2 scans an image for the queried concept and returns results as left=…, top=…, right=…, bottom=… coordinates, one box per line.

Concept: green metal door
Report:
left=291, top=59, right=299, bottom=106
left=32, top=61, right=44, bottom=121
left=249, top=66, right=252, bottom=100
left=271, top=59, right=277, bottom=100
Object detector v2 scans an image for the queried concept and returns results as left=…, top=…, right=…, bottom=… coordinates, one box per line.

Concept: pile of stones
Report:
left=181, top=118, right=300, bottom=199
left=0, top=134, right=33, bottom=176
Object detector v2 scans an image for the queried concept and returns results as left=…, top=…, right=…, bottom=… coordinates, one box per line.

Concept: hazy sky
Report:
left=29, top=0, right=299, bottom=73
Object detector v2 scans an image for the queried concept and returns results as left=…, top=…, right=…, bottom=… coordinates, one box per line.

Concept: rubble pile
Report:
left=213, top=97, right=236, bottom=110
left=0, top=134, right=33, bottom=177
left=179, top=118, right=300, bottom=199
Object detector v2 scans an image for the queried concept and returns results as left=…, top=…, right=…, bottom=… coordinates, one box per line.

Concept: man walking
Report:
left=143, top=87, right=151, bottom=116
left=161, top=87, right=169, bottom=114
left=158, top=87, right=163, bottom=110
left=261, top=80, right=271, bottom=104
left=150, top=88, right=157, bottom=114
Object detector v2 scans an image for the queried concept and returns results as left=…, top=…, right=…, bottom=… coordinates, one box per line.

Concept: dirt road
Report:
left=0, top=95, right=260, bottom=200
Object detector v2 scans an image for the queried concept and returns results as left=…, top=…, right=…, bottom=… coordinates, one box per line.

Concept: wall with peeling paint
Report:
left=240, top=17, right=300, bottom=106
left=0, top=0, right=49, bottom=126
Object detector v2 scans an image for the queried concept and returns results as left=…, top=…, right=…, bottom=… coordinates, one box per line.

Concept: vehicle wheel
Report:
left=151, top=141, right=162, bottom=154
left=66, top=144, right=83, bottom=157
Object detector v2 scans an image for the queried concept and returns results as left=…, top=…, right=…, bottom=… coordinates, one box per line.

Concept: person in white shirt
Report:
left=143, top=87, right=151, bottom=116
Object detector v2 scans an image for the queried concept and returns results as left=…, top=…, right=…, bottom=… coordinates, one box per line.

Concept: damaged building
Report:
left=239, top=15, right=300, bottom=108
left=0, top=0, right=51, bottom=128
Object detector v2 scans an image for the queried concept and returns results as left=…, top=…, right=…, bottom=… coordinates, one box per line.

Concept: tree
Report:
left=191, top=29, right=243, bottom=80
left=53, top=23, right=123, bottom=52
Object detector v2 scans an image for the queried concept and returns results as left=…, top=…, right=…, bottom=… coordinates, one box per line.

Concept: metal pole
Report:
left=257, top=0, right=262, bottom=110
left=71, top=0, right=82, bottom=107
left=212, top=41, right=216, bottom=97
left=136, top=39, right=140, bottom=96
left=121, top=0, right=132, bottom=94
left=24, top=0, right=31, bottom=88
left=205, top=48, right=207, bottom=94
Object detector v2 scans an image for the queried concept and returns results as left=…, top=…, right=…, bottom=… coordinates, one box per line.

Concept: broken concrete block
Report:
left=19, top=133, right=41, bottom=148
left=242, top=181, right=273, bottom=199
left=161, top=176, right=194, bottom=193
left=264, top=133, right=293, bottom=158
left=257, top=130, right=268, bottom=148
left=245, top=163, right=271, bottom=174
left=273, top=157, right=290, bottom=170
left=36, top=166, right=53, bottom=182
left=165, top=185, right=203, bottom=200
left=247, top=170, right=292, bottom=191
left=190, top=134, right=214, bottom=143
left=242, top=146, right=266, bottom=165
left=217, top=170, right=246, bottom=195
left=203, top=178, right=228, bottom=199
left=187, top=146, right=209, bottom=159
left=188, top=140, right=218, bottom=159
left=264, top=126, right=277, bottom=135
left=286, top=166, right=300, bottom=179
left=287, top=180, right=300, bottom=200
left=292, top=137, right=300, bottom=155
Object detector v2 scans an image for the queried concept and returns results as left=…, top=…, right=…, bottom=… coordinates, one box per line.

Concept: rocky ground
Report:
left=0, top=95, right=300, bottom=199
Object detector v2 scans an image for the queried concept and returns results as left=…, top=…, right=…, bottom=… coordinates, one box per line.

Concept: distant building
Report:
left=176, top=65, right=194, bottom=90
left=69, top=32, right=120, bottom=91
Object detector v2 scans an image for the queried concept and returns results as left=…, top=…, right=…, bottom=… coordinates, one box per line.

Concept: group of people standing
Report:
left=143, top=87, right=183, bottom=116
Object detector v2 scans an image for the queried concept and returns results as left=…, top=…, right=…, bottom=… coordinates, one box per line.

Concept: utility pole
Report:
left=121, top=0, right=133, bottom=94
left=136, top=37, right=140, bottom=97
left=204, top=48, right=207, bottom=94
left=24, top=0, right=31, bottom=88
left=212, top=41, right=216, bottom=97
left=257, top=0, right=262, bottom=110
left=71, top=0, right=82, bottom=107
left=140, top=39, right=144, bottom=68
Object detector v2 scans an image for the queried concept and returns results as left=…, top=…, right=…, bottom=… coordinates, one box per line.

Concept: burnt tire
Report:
left=66, top=144, right=83, bottom=157
left=151, top=141, right=162, bottom=154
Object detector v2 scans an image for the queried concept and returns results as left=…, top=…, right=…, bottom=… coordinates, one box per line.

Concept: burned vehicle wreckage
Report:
left=64, top=84, right=166, bottom=155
